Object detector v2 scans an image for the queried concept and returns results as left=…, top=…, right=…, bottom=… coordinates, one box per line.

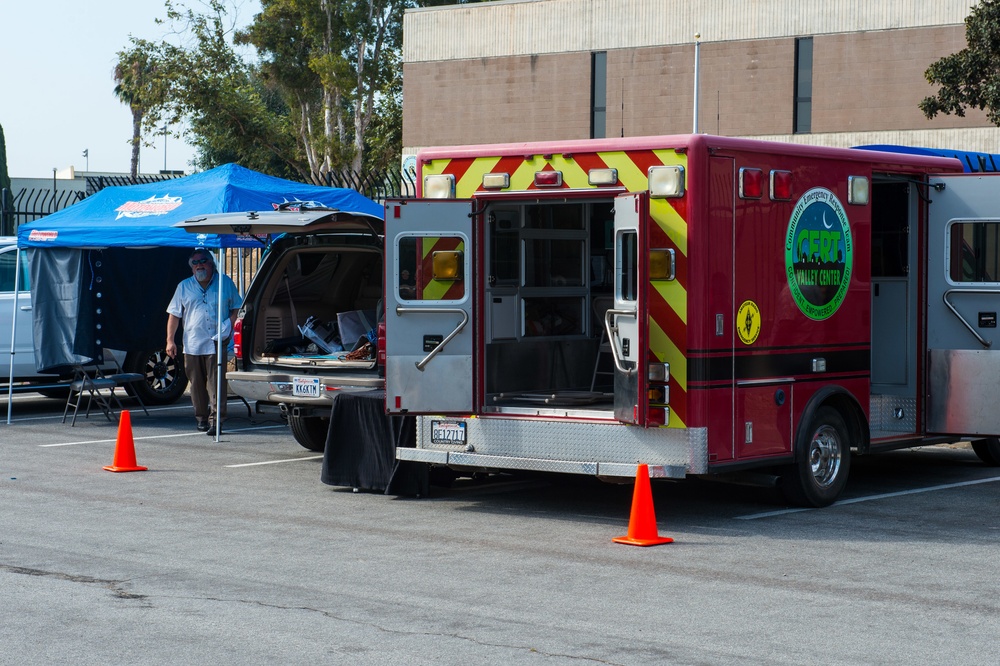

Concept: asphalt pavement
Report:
left=2, top=392, right=999, bottom=665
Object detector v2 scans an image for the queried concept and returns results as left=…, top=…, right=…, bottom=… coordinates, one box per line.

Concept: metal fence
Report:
left=84, top=172, right=186, bottom=196
left=2, top=187, right=85, bottom=233
left=327, top=167, right=418, bottom=201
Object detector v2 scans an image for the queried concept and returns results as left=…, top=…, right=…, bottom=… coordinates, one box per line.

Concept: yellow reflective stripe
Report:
left=651, top=278, right=687, bottom=326
left=597, top=151, right=648, bottom=191
left=548, top=154, right=590, bottom=188
left=649, top=199, right=689, bottom=257
left=648, top=317, right=687, bottom=429
left=510, top=156, right=545, bottom=190
left=455, top=157, right=502, bottom=198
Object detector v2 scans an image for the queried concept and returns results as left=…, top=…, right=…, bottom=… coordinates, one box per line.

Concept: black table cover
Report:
left=320, top=389, right=428, bottom=495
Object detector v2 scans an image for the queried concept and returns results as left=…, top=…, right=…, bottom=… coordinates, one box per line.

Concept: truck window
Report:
left=0, top=249, right=29, bottom=292
left=949, top=221, right=1000, bottom=283
left=619, top=231, right=638, bottom=302
left=397, top=234, right=466, bottom=300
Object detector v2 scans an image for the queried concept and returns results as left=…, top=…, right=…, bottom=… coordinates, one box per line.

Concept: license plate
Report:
left=292, top=376, right=321, bottom=397
left=431, top=420, right=466, bottom=445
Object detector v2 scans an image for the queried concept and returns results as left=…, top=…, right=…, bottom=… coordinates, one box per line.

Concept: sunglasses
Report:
left=190, top=258, right=210, bottom=266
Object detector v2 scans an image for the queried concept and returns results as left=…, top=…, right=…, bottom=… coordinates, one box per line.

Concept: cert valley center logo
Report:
left=784, top=187, right=853, bottom=320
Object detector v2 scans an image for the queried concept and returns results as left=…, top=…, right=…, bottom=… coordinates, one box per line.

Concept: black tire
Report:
left=971, top=437, right=1000, bottom=466
left=123, top=349, right=188, bottom=406
left=781, top=406, right=852, bottom=508
left=288, top=413, right=329, bottom=452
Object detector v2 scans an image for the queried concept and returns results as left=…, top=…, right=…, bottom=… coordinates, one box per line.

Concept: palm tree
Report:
left=113, top=44, right=162, bottom=179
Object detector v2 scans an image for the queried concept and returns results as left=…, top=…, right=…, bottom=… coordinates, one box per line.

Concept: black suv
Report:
left=178, top=208, right=384, bottom=451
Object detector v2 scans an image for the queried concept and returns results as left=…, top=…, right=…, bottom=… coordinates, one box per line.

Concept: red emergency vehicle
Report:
left=383, top=134, right=1000, bottom=506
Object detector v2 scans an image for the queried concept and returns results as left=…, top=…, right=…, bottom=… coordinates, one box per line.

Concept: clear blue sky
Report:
left=1, top=0, right=255, bottom=178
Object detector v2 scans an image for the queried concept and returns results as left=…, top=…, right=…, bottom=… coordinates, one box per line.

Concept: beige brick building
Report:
left=402, top=0, right=999, bottom=161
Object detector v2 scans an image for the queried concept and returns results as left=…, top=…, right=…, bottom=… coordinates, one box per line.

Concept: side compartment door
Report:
left=611, top=193, right=648, bottom=424
left=926, top=174, right=1000, bottom=435
left=385, top=200, right=475, bottom=413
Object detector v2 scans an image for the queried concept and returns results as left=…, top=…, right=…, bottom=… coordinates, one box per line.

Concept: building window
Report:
left=794, top=38, right=813, bottom=134
left=591, top=51, right=607, bottom=139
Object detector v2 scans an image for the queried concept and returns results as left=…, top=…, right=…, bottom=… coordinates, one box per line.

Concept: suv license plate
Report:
left=292, top=377, right=321, bottom=397
left=431, top=420, right=466, bottom=445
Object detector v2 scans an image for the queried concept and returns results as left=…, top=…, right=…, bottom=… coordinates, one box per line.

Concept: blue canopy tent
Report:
left=854, top=145, right=1000, bottom=173
left=8, top=164, right=383, bottom=416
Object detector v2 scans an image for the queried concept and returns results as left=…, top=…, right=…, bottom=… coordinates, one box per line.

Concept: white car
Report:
left=1, top=237, right=187, bottom=403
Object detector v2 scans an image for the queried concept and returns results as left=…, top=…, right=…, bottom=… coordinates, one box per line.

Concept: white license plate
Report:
left=431, top=420, right=466, bottom=445
left=292, top=377, right=321, bottom=397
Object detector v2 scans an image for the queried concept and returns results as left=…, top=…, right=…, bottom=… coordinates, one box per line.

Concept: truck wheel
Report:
left=288, top=413, right=329, bottom=452
left=123, top=350, right=188, bottom=406
left=781, top=406, right=851, bottom=508
left=971, top=437, right=1000, bottom=466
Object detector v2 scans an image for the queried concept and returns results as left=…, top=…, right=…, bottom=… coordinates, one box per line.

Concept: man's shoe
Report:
left=196, top=421, right=209, bottom=432
left=206, top=424, right=221, bottom=436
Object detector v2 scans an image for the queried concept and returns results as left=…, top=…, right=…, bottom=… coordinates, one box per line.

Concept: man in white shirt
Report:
left=165, top=248, right=241, bottom=436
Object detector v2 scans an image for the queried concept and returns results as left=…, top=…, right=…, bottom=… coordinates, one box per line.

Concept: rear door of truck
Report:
left=925, top=173, right=1000, bottom=436
left=384, top=200, right=475, bottom=413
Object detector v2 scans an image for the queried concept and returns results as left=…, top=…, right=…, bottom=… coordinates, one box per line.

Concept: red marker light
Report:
left=739, top=168, right=763, bottom=199
left=770, top=170, right=792, bottom=201
left=534, top=171, right=564, bottom=187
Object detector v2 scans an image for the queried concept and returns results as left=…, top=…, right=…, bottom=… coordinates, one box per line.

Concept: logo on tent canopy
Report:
left=115, top=195, right=183, bottom=220
left=272, top=199, right=332, bottom=212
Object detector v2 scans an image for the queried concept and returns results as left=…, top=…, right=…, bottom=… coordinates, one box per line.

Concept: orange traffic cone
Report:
left=103, top=410, right=147, bottom=473
left=613, top=463, right=673, bottom=546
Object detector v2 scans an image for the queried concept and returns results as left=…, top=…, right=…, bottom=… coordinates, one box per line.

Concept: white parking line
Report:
left=736, top=475, right=1000, bottom=520
left=8, top=403, right=195, bottom=423
left=40, top=424, right=287, bottom=447
left=226, top=455, right=323, bottom=468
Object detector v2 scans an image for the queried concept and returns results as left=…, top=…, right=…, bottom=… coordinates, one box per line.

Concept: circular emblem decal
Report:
left=784, top=187, right=853, bottom=320
left=737, top=300, right=761, bottom=345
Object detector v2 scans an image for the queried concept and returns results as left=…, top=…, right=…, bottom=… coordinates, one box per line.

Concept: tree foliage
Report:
left=114, top=0, right=493, bottom=181
left=236, top=0, right=407, bottom=181
left=0, top=123, right=13, bottom=236
left=920, top=0, right=1000, bottom=126
left=114, top=42, right=167, bottom=178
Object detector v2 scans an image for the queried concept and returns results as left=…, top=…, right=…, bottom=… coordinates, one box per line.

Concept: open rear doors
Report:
left=610, top=193, right=648, bottom=424
left=926, top=174, right=1000, bottom=436
left=385, top=200, right=475, bottom=413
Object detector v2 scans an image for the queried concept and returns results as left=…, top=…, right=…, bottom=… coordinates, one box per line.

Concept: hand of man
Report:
left=165, top=341, right=178, bottom=358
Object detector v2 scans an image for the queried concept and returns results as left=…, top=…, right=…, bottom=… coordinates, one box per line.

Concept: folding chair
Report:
left=62, top=366, right=121, bottom=426
left=98, top=358, right=150, bottom=417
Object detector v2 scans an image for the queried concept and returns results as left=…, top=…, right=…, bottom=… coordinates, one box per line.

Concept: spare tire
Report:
left=123, top=349, right=188, bottom=405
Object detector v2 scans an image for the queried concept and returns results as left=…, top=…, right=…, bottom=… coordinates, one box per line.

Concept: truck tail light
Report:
left=647, top=361, right=669, bottom=427
left=647, top=407, right=668, bottom=427
left=233, top=317, right=243, bottom=359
